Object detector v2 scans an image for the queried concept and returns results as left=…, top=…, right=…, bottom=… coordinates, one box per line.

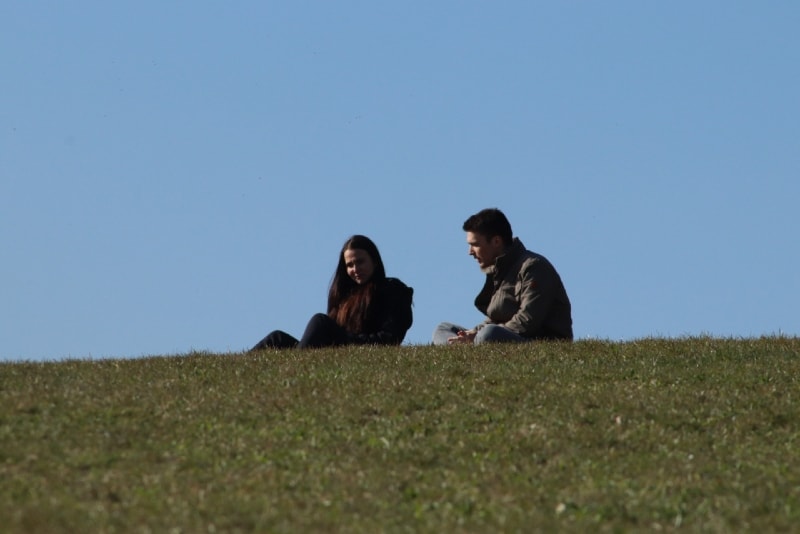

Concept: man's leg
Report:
left=432, top=322, right=466, bottom=345
left=474, top=324, right=529, bottom=344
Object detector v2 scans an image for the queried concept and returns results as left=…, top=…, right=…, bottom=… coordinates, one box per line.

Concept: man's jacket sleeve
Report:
left=502, top=259, right=558, bottom=336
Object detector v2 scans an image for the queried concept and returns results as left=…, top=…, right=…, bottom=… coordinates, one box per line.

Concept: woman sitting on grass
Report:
left=250, top=235, right=413, bottom=350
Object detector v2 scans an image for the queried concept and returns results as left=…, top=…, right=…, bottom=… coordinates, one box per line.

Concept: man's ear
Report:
left=490, top=235, right=504, bottom=248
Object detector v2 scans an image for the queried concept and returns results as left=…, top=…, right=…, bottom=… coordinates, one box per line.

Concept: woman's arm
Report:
left=350, top=279, right=414, bottom=345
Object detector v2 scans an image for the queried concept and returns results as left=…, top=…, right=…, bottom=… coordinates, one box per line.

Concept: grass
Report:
left=1, top=337, right=799, bottom=532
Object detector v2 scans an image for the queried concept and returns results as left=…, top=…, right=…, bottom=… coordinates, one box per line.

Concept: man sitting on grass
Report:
left=433, top=208, right=573, bottom=345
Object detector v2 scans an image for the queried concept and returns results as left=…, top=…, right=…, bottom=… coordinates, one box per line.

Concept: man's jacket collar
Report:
left=492, top=238, right=526, bottom=276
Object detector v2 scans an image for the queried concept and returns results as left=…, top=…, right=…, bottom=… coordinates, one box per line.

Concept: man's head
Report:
left=462, top=208, right=513, bottom=272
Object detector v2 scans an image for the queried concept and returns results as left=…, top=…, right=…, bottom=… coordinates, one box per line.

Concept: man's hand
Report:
left=447, top=329, right=477, bottom=345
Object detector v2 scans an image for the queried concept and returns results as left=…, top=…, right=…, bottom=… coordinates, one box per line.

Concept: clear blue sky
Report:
left=2, top=2, right=798, bottom=361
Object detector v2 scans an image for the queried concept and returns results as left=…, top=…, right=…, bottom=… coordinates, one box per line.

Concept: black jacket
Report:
left=346, top=277, right=414, bottom=345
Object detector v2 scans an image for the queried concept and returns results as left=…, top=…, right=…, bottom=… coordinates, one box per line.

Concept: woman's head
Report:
left=328, top=235, right=386, bottom=330
left=336, top=235, right=386, bottom=286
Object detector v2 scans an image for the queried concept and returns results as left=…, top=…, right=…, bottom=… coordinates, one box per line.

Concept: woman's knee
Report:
left=298, top=313, right=345, bottom=348
left=307, top=313, right=332, bottom=327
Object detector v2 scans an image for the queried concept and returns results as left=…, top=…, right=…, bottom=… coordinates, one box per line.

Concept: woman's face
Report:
left=343, top=248, right=375, bottom=285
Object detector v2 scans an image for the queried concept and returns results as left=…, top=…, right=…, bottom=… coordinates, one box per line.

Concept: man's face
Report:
left=466, top=231, right=504, bottom=272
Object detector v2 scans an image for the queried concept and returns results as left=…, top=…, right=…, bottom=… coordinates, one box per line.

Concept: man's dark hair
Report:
left=462, top=208, right=513, bottom=246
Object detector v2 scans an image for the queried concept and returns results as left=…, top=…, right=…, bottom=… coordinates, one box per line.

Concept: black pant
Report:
left=251, top=313, right=349, bottom=351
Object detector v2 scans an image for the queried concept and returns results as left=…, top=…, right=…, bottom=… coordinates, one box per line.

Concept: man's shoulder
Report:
left=517, top=249, right=557, bottom=274
left=520, top=248, right=547, bottom=262
left=508, top=239, right=546, bottom=265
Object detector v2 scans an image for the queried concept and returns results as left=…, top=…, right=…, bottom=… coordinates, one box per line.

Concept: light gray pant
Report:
left=432, top=322, right=529, bottom=345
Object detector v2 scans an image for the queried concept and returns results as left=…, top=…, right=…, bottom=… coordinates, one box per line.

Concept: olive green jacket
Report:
left=474, top=238, right=573, bottom=340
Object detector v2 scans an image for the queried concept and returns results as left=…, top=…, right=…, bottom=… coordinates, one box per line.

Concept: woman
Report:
left=250, top=235, right=413, bottom=350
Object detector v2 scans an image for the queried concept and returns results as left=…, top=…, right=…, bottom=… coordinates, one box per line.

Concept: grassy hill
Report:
left=2, top=338, right=798, bottom=532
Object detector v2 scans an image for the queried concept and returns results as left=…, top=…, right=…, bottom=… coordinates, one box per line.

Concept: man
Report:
left=433, top=208, right=573, bottom=345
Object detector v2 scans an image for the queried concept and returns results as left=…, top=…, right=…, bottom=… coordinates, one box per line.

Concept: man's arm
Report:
left=502, top=259, right=558, bottom=336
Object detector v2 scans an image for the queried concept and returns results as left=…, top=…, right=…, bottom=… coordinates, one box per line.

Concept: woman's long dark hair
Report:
left=327, top=235, right=387, bottom=333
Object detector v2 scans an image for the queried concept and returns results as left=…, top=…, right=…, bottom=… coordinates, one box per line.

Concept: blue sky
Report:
left=2, top=2, right=798, bottom=361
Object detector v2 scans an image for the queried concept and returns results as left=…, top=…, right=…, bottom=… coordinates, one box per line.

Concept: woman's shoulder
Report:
left=378, top=277, right=414, bottom=299
left=382, top=277, right=412, bottom=289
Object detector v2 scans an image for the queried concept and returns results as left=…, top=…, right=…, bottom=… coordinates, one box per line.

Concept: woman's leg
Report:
left=297, top=313, right=349, bottom=349
left=250, top=330, right=299, bottom=351
left=432, top=322, right=466, bottom=345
